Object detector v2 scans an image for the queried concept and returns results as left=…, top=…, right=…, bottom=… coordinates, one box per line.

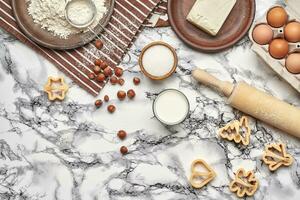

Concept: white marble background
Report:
left=0, top=0, right=300, bottom=199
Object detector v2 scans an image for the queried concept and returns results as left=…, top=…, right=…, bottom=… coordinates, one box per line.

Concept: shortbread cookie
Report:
left=189, top=159, right=216, bottom=189
left=219, top=116, right=251, bottom=145
left=229, top=168, right=259, bottom=198
left=262, top=143, right=293, bottom=171
left=44, top=77, right=69, bottom=101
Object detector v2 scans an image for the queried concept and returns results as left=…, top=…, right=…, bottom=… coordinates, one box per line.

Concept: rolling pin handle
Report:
left=192, top=69, right=234, bottom=97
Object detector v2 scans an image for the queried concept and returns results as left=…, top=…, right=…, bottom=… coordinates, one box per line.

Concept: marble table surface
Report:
left=0, top=0, right=300, bottom=199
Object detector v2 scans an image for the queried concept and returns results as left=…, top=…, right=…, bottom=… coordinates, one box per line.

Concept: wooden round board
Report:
left=12, top=0, right=115, bottom=50
left=167, top=0, right=256, bottom=52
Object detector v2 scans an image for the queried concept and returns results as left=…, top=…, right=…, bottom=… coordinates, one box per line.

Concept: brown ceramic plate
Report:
left=168, top=0, right=256, bottom=52
left=12, top=0, right=115, bottom=50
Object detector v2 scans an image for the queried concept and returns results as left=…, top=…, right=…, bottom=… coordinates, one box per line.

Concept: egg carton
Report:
left=249, top=1, right=300, bottom=93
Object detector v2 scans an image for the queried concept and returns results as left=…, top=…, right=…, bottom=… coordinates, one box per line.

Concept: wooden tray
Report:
left=167, top=0, right=256, bottom=52
left=12, top=0, right=115, bottom=50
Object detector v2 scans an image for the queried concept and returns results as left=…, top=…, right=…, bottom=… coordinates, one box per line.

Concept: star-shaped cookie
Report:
left=44, top=77, right=69, bottom=101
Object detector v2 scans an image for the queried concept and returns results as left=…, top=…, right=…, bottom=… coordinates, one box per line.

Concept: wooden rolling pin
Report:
left=192, top=68, right=300, bottom=139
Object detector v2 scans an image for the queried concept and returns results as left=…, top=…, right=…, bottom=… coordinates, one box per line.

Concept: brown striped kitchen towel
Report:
left=0, top=0, right=161, bottom=96
left=145, top=0, right=169, bottom=27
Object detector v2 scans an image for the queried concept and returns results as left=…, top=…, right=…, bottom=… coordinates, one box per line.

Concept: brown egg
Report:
left=284, top=22, right=300, bottom=42
left=252, top=24, right=274, bottom=45
left=285, top=53, right=300, bottom=74
left=269, top=39, right=289, bottom=59
left=267, top=7, right=288, bottom=28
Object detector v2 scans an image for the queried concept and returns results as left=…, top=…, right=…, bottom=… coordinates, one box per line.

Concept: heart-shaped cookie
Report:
left=189, top=159, right=216, bottom=189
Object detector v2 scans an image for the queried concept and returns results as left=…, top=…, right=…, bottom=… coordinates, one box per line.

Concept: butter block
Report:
left=186, top=0, right=237, bottom=36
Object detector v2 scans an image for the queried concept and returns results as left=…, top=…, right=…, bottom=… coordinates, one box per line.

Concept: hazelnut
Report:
left=100, top=61, right=108, bottom=70
left=94, top=39, right=103, bottom=49
left=93, top=65, right=102, bottom=74
left=94, top=59, right=102, bottom=66
left=117, top=90, right=126, bottom=100
left=103, top=67, right=113, bottom=77
left=88, top=73, right=96, bottom=80
left=133, top=77, right=140, bottom=85
left=95, top=99, right=103, bottom=108
left=127, top=89, right=136, bottom=99
left=118, top=78, right=125, bottom=86
left=114, top=67, right=123, bottom=77
left=110, top=76, right=118, bottom=85
left=117, top=130, right=127, bottom=140
left=96, top=73, right=106, bottom=82
left=107, top=105, right=116, bottom=113
left=104, top=95, right=109, bottom=102
left=120, top=146, right=128, bottom=155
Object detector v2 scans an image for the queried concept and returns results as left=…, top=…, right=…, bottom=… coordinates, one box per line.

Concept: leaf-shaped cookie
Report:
left=229, top=168, right=259, bottom=198
left=189, top=159, right=216, bottom=189
left=219, top=116, right=251, bottom=145
left=262, top=143, right=293, bottom=171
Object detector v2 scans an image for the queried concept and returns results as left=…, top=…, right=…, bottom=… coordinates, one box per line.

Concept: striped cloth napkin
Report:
left=146, top=0, right=169, bottom=27
left=0, top=0, right=162, bottom=96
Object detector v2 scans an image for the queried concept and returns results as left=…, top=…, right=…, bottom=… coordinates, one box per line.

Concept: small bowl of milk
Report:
left=153, top=89, right=190, bottom=126
left=139, top=41, right=178, bottom=80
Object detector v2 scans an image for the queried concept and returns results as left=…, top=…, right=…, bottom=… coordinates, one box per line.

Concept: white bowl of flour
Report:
left=12, top=0, right=115, bottom=49
left=27, top=0, right=107, bottom=39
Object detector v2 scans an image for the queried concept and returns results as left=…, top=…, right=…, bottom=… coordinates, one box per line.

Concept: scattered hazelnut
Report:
left=94, top=59, right=102, bottom=66
left=103, top=67, right=113, bottom=77
left=107, top=105, right=116, bottom=113
left=120, top=146, right=128, bottom=155
left=127, top=89, right=136, bottom=99
left=118, top=78, right=125, bottom=86
left=114, top=67, right=123, bottom=77
left=96, top=73, right=106, bottom=82
left=93, top=65, right=102, bottom=74
left=95, top=99, right=103, bottom=108
left=94, top=39, right=103, bottom=49
left=117, top=130, right=127, bottom=140
left=100, top=61, right=108, bottom=70
left=110, top=76, right=118, bottom=85
left=117, top=90, right=126, bottom=100
left=133, top=77, right=140, bottom=85
left=104, top=95, right=109, bottom=102
left=88, top=72, right=96, bottom=80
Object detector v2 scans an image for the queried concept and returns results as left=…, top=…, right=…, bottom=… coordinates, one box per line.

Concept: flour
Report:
left=66, top=0, right=95, bottom=26
left=27, top=0, right=107, bottom=39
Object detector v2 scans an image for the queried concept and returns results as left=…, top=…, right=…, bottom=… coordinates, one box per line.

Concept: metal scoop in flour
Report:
left=65, top=0, right=97, bottom=29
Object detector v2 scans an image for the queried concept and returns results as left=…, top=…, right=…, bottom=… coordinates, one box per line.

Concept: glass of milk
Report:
left=139, top=41, right=178, bottom=80
left=153, top=89, right=190, bottom=125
